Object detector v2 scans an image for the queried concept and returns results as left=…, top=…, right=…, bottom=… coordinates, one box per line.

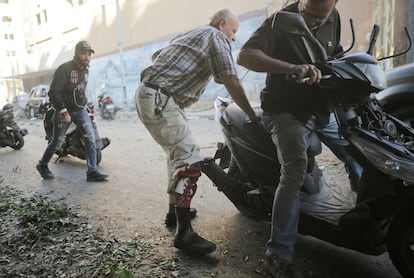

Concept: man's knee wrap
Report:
left=174, top=162, right=202, bottom=208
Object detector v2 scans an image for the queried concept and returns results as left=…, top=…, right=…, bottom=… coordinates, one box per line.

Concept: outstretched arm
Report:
left=222, top=75, right=259, bottom=122
left=237, top=48, right=321, bottom=84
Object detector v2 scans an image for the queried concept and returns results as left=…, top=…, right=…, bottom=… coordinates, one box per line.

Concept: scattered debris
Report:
left=0, top=184, right=179, bottom=277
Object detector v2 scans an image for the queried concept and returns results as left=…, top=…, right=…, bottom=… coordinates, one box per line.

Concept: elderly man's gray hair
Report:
left=298, top=0, right=339, bottom=10
left=209, top=8, right=237, bottom=27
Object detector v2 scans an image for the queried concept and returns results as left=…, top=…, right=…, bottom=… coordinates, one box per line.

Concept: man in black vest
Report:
left=238, top=0, right=341, bottom=277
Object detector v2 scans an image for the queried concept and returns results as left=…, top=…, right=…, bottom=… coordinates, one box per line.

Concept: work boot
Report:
left=165, top=204, right=197, bottom=227
left=87, top=170, right=109, bottom=182
left=36, top=163, right=55, bottom=179
left=264, top=255, right=304, bottom=278
left=173, top=207, right=216, bottom=255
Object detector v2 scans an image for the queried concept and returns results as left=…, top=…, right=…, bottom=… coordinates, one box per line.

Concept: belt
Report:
left=143, top=82, right=171, bottom=95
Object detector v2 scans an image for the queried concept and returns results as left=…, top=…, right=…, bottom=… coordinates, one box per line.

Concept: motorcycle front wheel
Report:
left=389, top=105, right=414, bottom=128
left=10, top=130, right=24, bottom=150
left=387, top=210, right=414, bottom=278
left=96, top=148, right=102, bottom=164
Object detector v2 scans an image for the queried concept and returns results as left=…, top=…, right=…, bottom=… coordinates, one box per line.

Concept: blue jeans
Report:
left=39, top=108, right=97, bottom=173
left=318, top=113, right=362, bottom=190
left=262, top=112, right=316, bottom=263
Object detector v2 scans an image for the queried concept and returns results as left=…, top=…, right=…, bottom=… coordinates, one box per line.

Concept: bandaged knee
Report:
left=174, top=162, right=201, bottom=208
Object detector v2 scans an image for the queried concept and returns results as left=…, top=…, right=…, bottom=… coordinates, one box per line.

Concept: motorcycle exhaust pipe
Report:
left=100, top=137, right=111, bottom=150
left=201, top=158, right=247, bottom=206
left=201, top=158, right=242, bottom=191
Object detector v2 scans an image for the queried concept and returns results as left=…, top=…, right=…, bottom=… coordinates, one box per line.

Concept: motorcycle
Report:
left=97, top=93, right=119, bottom=120
left=0, top=103, right=28, bottom=150
left=377, top=62, right=414, bottom=127
left=201, top=12, right=414, bottom=278
left=43, top=103, right=111, bottom=164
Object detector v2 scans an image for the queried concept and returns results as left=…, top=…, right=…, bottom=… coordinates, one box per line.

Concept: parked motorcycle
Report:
left=97, top=93, right=119, bottom=120
left=43, top=103, right=110, bottom=164
left=0, top=103, right=28, bottom=150
left=201, top=12, right=414, bottom=278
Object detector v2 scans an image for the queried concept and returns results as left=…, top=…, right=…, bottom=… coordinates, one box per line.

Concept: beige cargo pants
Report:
left=135, top=84, right=203, bottom=201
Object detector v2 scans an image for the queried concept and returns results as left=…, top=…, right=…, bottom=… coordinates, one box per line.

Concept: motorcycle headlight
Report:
left=353, top=63, right=387, bottom=90
left=349, top=135, right=414, bottom=184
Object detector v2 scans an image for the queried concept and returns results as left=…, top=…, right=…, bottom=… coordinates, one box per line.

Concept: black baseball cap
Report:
left=75, top=40, right=95, bottom=54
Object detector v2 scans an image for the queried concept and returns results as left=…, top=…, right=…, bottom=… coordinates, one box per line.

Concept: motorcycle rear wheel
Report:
left=227, top=157, right=272, bottom=220
left=387, top=211, right=414, bottom=278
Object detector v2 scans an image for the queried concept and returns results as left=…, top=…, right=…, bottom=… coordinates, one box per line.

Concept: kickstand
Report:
left=54, top=156, right=63, bottom=163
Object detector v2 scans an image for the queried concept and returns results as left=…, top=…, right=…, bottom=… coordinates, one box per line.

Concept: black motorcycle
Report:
left=44, top=103, right=110, bottom=164
left=97, top=93, right=119, bottom=120
left=201, top=12, right=414, bottom=278
left=0, top=103, right=28, bottom=150
left=377, top=62, right=414, bottom=127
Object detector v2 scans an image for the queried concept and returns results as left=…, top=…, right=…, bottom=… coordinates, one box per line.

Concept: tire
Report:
left=10, top=130, right=24, bottom=150
left=388, top=105, right=414, bottom=128
left=96, top=148, right=102, bottom=165
left=387, top=211, right=414, bottom=278
left=108, top=112, right=114, bottom=120
left=227, top=157, right=272, bottom=220
left=227, top=156, right=241, bottom=178
left=28, top=107, right=36, bottom=119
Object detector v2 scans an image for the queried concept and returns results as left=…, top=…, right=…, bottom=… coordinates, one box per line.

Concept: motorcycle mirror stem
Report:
left=331, top=18, right=355, bottom=59
left=378, top=27, right=412, bottom=61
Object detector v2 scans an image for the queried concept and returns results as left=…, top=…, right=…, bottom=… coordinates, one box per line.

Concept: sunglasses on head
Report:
left=300, top=9, right=329, bottom=27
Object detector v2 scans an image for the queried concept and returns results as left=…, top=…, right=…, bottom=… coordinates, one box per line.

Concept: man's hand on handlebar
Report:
left=288, top=64, right=322, bottom=85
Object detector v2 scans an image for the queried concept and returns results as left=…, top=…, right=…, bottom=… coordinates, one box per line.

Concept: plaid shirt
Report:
left=141, top=26, right=238, bottom=108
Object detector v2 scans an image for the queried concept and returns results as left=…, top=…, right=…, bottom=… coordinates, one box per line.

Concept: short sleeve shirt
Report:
left=241, top=2, right=342, bottom=125
left=141, top=26, right=238, bottom=108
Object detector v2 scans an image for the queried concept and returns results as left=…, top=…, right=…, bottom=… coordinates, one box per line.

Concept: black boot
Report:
left=165, top=204, right=197, bottom=227
left=36, top=163, right=55, bottom=179
left=173, top=207, right=216, bottom=255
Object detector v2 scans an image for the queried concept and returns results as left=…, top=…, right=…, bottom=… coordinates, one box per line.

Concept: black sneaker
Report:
left=87, top=170, right=108, bottom=182
left=174, top=231, right=216, bottom=255
left=36, top=163, right=55, bottom=179
left=264, top=255, right=304, bottom=278
left=165, top=208, right=198, bottom=227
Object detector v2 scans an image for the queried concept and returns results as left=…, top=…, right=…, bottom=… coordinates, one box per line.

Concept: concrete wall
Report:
left=89, top=0, right=283, bottom=57
left=337, top=1, right=373, bottom=53
left=85, top=0, right=381, bottom=105
left=2, top=0, right=412, bottom=105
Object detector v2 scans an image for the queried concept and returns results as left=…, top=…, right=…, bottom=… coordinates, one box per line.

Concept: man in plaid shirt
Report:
left=136, top=8, right=258, bottom=255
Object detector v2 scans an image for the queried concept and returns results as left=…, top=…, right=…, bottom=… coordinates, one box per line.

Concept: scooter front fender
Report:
left=376, top=83, right=414, bottom=111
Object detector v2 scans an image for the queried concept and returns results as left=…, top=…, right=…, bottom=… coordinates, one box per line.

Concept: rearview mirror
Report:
left=271, top=11, right=328, bottom=62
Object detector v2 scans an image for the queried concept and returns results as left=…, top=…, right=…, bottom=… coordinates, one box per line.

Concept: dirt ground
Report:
left=0, top=107, right=403, bottom=278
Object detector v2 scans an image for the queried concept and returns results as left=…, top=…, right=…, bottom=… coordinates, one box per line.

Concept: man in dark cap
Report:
left=36, top=40, right=108, bottom=182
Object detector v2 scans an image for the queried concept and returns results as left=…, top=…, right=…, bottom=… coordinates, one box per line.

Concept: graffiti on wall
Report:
left=87, top=14, right=267, bottom=107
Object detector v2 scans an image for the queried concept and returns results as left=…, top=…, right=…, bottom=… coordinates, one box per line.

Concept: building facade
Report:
left=0, top=0, right=412, bottom=106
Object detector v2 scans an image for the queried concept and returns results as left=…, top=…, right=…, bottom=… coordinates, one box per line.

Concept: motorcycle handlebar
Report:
left=286, top=74, right=332, bottom=84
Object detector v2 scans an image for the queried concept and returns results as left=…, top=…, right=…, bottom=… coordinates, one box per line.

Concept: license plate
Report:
left=105, top=104, right=114, bottom=111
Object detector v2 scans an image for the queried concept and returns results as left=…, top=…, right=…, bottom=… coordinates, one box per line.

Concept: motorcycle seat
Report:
left=222, top=103, right=277, bottom=157
left=223, top=103, right=322, bottom=158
